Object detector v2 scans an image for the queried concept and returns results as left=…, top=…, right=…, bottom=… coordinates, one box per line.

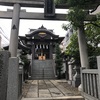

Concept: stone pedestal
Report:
left=68, top=64, right=73, bottom=85
left=72, top=66, right=81, bottom=87
left=18, top=65, right=23, bottom=99
left=65, top=61, right=69, bottom=80
left=7, top=57, right=19, bottom=100
left=19, top=64, right=24, bottom=83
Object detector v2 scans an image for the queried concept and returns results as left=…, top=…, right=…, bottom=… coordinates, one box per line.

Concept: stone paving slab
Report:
left=39, top=89, right=51, bottom=98
left=39, top=80, right=51, bottom=98
left=49, top=88, right=64, bottom=97
left=26, top=80, right=38, bottom=98
left=22, top=80, right=84, bottom=100
left=50, top=80, right=73, bottom=96
left=45, top=80, right=63, bottom=97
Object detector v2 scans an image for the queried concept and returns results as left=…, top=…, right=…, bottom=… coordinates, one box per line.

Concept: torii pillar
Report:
left=78, top=23, right=89, bottom=91
left=9, top=4, right=20, bottom=57
left=7, top=4, right=20, bottom=100
left=78, top=23, right=89, bottom=69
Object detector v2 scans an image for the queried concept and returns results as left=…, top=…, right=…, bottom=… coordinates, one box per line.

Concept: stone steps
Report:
left=31, top=60, right=56, bottom=79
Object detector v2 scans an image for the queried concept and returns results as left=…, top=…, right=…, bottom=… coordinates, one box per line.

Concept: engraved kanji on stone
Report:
left=12, top=25, right=17, bottom=30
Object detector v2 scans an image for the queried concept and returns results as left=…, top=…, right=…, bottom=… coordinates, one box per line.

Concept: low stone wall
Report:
left=0, top=51, right=10, bottom=100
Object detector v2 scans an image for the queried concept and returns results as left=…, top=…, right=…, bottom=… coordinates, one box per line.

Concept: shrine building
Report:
left=19, top=25, right=64, bottom=79
left=19, top=25, right=63, bottom=60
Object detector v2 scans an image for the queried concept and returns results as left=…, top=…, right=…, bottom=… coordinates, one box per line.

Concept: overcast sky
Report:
left=0, top=5, right=99, bottom=47
left=0, top=6, right=69, bottom=47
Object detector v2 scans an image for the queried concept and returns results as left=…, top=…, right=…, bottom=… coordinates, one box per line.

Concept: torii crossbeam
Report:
left=0, top=0, right=99, bottom=57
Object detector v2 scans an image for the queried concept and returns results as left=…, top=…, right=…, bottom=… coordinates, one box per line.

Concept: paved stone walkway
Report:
left=22, top=80, right=84, bottom=100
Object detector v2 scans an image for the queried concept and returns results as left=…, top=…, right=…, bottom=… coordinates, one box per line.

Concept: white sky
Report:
left=0, top=5, right=99, bottom=47
left=0, top=6, right=69, bottom=47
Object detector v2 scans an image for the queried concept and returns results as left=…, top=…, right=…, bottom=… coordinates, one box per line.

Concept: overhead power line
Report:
left=0, top=27, right=9, bottom=42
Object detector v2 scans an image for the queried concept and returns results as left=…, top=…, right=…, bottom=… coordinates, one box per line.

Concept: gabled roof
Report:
left=26, top=25, right=59, bottom=38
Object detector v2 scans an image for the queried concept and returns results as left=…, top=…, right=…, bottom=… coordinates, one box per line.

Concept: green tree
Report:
left=65, top=20, right=100, bottom=68
left=85, top=20, right=100, bottom=48
left=65, top=32, right=80, bottom=66
left=55, top=0, right=100, bottom=69
left=55, top=0, right=95, bottom=28
left=55, top=43, right=63, bottom=79
left=54, top=0, right=67, bottom=4
left=20, top=51, right=30, bottom=80
left=85, top=20, right=100, bottom=68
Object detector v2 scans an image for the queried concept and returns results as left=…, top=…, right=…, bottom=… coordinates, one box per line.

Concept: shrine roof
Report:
left=18, top=26, right=64, bottom=50
left=25, top=25, right=59, bottom=38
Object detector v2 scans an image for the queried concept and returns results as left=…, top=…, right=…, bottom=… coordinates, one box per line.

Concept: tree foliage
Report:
left=54, top=0, right=67, bottom=4
left=55, top=43, right=63, bottom=78
left=55, top=0, right=96, bottom=28
left=85, top=20, right=100, bottom=48
left=67, top=0, right=94, bottom=7
left=65, top=20, right=100, bottom=68
left=67, top=7, right=87, bottom=27
left=65, top=32, right=80, bottom=65
left=55, top=0, right=100, bottom=69
left=20, top=50, right=30, bottom=80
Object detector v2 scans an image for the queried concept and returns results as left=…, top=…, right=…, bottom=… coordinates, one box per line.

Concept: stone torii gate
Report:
left=0, top=0, right=100, bottom=100
left=0, top=0, right=99, bottom=68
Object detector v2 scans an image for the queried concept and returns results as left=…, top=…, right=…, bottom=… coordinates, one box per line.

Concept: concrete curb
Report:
left=22, top=96, right=84, bottom=100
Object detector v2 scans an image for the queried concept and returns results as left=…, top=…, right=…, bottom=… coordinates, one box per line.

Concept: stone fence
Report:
left=81, top=56, right=100, bottom=100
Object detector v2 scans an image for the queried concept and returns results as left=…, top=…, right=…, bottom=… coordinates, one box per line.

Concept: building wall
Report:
left=60, top=28, right=74, bottom=75
left=60, top=28, right=73, bottom=53
left=91, top=5, right=100, bottom=15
